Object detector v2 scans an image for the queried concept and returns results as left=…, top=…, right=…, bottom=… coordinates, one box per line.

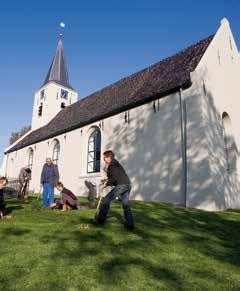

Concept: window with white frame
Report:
left=28, top=148, right=34, bottom=170
left=87, top=130, right=101, bottom=173
left=52, top=140, right=60, bottom=165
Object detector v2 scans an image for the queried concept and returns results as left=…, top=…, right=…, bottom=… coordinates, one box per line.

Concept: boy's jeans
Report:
left=42, top=183, right=54, bottom=207
left=97, top=184, right=134, bottom=227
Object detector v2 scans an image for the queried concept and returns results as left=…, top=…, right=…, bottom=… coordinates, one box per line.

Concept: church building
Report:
left=2, top=18, right=240, bottom=211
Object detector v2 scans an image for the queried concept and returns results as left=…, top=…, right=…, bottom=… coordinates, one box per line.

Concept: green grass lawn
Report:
left=0, top=196, right=240, bottom=291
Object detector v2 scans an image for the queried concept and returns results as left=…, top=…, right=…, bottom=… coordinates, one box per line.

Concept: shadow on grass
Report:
left=1, top=197, right=240, bottom=289
left=1, top=227, right=31, bottom=236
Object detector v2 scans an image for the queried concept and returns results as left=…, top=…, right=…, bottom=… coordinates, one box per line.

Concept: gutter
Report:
left=179, top=88, right=187, bottom=208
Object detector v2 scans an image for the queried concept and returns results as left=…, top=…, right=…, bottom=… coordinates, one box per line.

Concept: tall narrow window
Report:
left=52, top=140, right=60, bottom=165
left=28, top=148, right=34, bottom=170
left=222, top=112, right=237, bottom=174
left=87, top=130, right=101, bottom=173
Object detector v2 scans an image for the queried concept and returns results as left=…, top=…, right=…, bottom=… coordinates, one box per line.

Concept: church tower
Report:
left=31, top=34, right=78, bottom=130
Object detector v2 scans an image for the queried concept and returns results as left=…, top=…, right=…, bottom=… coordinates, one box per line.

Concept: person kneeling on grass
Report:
left=94, top=150, right=134, bottom=230
left=0, top=177, right=9, bottom=219
left=54, top=182, right=79, bottom=211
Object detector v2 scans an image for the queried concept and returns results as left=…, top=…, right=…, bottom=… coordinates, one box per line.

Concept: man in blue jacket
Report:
left=40, top=158, right=59, bottom=207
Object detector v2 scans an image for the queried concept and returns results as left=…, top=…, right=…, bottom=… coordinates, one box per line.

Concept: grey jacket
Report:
left=40, top=163, right=59, bottom=187
left=18, top=167, right=31, bottom=184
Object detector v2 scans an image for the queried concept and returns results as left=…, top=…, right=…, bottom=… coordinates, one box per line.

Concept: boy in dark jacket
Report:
left=94, top=150, right=134, bottom=230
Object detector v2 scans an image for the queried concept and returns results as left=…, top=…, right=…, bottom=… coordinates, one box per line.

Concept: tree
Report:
left=9, top=125, right=31, bottom=145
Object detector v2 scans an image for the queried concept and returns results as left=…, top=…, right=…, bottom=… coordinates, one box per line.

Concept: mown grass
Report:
left=0, top=196, right=240, bottom=290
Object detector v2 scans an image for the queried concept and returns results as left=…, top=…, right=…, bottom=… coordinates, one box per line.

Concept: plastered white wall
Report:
left=187, top=18, right=240, bottom=210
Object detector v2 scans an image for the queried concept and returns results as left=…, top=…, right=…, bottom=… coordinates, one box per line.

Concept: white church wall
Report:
left=5, top=91, right=184, bottom=205
left=182, top=80, right=226, bottom=211
left=189, top=18, right=240, bottom=210
left=0, top=155, right=7, bottom=176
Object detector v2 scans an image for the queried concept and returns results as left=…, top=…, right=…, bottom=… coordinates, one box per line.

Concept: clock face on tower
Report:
left=60, top=89, right=68, bottom=100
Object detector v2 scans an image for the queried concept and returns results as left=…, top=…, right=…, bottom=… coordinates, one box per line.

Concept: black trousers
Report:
left=0, top=193, right=6, bottom=215
left=97, top=184, right=134, bottom=227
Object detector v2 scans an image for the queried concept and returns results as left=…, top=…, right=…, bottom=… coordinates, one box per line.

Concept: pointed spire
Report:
left=43, top=32, right=72, bottom=89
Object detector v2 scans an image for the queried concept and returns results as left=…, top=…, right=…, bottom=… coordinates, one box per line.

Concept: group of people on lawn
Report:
left=0, top=150, right=134, bottom=230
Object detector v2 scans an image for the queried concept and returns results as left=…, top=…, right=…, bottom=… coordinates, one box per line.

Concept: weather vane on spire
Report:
left=59, top=22, right=65, bottom=38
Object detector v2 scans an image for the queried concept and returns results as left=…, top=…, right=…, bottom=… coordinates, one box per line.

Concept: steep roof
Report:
left=6, top=34, right=214, bottom=154
left=43, top=37, right=73, bottom=90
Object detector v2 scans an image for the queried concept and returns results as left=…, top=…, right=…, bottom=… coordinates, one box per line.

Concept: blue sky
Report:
left=0, top=0, right=239, bottom=165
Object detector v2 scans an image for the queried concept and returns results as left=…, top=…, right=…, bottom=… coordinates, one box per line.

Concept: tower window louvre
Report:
left=38, top=103, right=43, bottom=116
left=40, top=89, right=45, bottom=100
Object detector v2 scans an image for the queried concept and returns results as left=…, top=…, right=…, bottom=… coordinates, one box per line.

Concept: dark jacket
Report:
left=62, top=187, right=78, bottom=201
left=106, top=159, right=130, bottom=186
left=40, top=163, right=59, bottom=187
left=0, top=189, right=5, bottom=209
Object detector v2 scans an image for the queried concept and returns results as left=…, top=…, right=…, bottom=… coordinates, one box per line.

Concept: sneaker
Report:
left=50, top=203, right=57, bottom=209
left=124, top=223, right=134, bottom=231
left=92, top=217, right=105, bottom=225
left=92, top=217, right=100, bottom=225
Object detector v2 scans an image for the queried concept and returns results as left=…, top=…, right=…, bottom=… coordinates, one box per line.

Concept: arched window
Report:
left=52, top=140, right=60, bottom=165
left=87, top=129, right=101, bottom=173
left=28, top=148, right=34, bottom=170
left=222, top=112, right=237, bottom=173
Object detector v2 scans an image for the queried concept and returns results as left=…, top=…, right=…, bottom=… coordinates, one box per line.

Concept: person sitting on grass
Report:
left=0, top=177, right=10, bottom=219
left=94, top=150, right=134, bottom=230
left=53, top=182, right=79, bottom=211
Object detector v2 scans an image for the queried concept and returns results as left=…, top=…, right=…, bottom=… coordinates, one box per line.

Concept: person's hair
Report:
left=25, top=168, right=31, bottom=174
left=55, top=181, right=63, bottom=188
left=103, top=150, right=115, bottom=159
left=0, top=177, right=8, bottom=185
